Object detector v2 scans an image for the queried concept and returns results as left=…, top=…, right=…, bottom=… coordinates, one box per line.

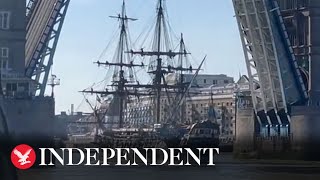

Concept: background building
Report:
left=185, top=75, right=250, bottom=138
left=124, top=74, right=251, bottom=140
left=185, top=84, right=236, bottom=137
left=184, top=74, right=234, bottom=88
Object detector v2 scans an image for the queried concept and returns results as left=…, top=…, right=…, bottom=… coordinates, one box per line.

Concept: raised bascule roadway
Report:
left=232, top=0, right=320, bottom=160
left=25, top=0, right=70, bottom=96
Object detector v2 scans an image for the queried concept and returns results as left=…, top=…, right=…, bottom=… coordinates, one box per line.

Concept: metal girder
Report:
left=233, top=0, right=273, bottom=125
left=25, top=0, right=70, bottom=96
left=267, top=0, right=308, bottom=104
left=251, top=0, right=284, bottom=125
left=26, top=0, right=39, bottom=23
left=232, top=0, right=308, bottom=125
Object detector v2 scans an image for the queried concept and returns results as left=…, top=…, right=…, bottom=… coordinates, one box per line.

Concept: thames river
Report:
left=18, top=153, right=320, bottom=180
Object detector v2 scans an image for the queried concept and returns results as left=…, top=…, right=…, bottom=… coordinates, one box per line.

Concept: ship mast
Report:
left=127, top=0, right=195, bottom=124
left=81, top=1, right=144, bottom=128
left=155, top=0, right=163, bottom=125
left=177, top=33, right=189, bottom=122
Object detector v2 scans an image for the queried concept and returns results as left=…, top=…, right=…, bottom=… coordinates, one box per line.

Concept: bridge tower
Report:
left=0, top=0, right=70, bottom=165
left=0, top=0, right=32, bottom=97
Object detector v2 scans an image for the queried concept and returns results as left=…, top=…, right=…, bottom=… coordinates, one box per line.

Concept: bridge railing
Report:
left=252, top=133, right=293, bottom=154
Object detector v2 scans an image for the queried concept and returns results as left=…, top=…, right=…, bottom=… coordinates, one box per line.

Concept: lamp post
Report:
left=48, top=74, right=60, bottom=98
left=208, top=85, right=216, bottom=123
left=234, top=85, right=243, bottom=141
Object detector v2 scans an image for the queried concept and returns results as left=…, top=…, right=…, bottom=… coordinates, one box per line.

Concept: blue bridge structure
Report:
left=232, top=0, right=320, bottom=159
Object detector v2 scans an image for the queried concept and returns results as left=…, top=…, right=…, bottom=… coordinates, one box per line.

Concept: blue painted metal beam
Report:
left=266, top=0, right=308, bottom=105
left=232, top=0, right=308, bottom=132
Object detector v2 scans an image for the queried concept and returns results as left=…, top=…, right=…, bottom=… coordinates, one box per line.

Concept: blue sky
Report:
left=52, top=0, right=247, bottom=114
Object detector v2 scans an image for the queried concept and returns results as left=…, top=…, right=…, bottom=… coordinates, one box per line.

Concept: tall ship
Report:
left=80, top=0, right=220, bottom=149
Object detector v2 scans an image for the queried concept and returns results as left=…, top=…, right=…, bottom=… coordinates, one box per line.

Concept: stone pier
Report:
left=233, top=107, right=256, bottom=158
left=291, top=106, right=320, bottom=160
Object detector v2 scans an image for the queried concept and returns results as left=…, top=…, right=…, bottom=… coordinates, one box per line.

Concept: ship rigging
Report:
left=126, top=0, right=199, bottom=125
left=80, top=0, right=216, bottom=138
left=81, top=0, right=146, bottom=130
left=72, top=0, right=220, bottom=150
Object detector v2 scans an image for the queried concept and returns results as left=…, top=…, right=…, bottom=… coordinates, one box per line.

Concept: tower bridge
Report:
left=0, top=0, right=319, bottom=160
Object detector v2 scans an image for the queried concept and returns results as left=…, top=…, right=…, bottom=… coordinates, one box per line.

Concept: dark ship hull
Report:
left=180, top=120, right=220, bottom=149
left=94, top=120, right=220, bottom=150
left=94, top=127, right=166, bottom=148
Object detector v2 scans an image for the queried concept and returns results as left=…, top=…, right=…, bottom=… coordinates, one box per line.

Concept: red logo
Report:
left=11, top=144, right=36, bottom=170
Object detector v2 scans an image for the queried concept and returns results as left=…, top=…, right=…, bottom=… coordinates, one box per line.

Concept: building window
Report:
left=6, top=83, right=17, bottom=92
left=224, top=80, right=229, bottom=84
left=213, top=80, right=217, bottom=84
left=0, top=47, right=9, bottom=69
left=0, top=11, right=10, bottom=30
left=1, top=48, right=8, bottom=58
left=204, top=79, right=207, bottom=84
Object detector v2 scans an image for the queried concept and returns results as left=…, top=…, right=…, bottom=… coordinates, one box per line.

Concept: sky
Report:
left=51, top=0, right=247, bottom=114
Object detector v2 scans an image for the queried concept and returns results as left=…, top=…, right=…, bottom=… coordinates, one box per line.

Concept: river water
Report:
left=18, top=153, right=320, bottom=180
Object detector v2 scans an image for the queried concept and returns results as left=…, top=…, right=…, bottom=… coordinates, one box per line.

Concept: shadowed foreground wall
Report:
left=291, top=106, right=320, bottom=160
left=3, top=97, right=55, bottom=142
